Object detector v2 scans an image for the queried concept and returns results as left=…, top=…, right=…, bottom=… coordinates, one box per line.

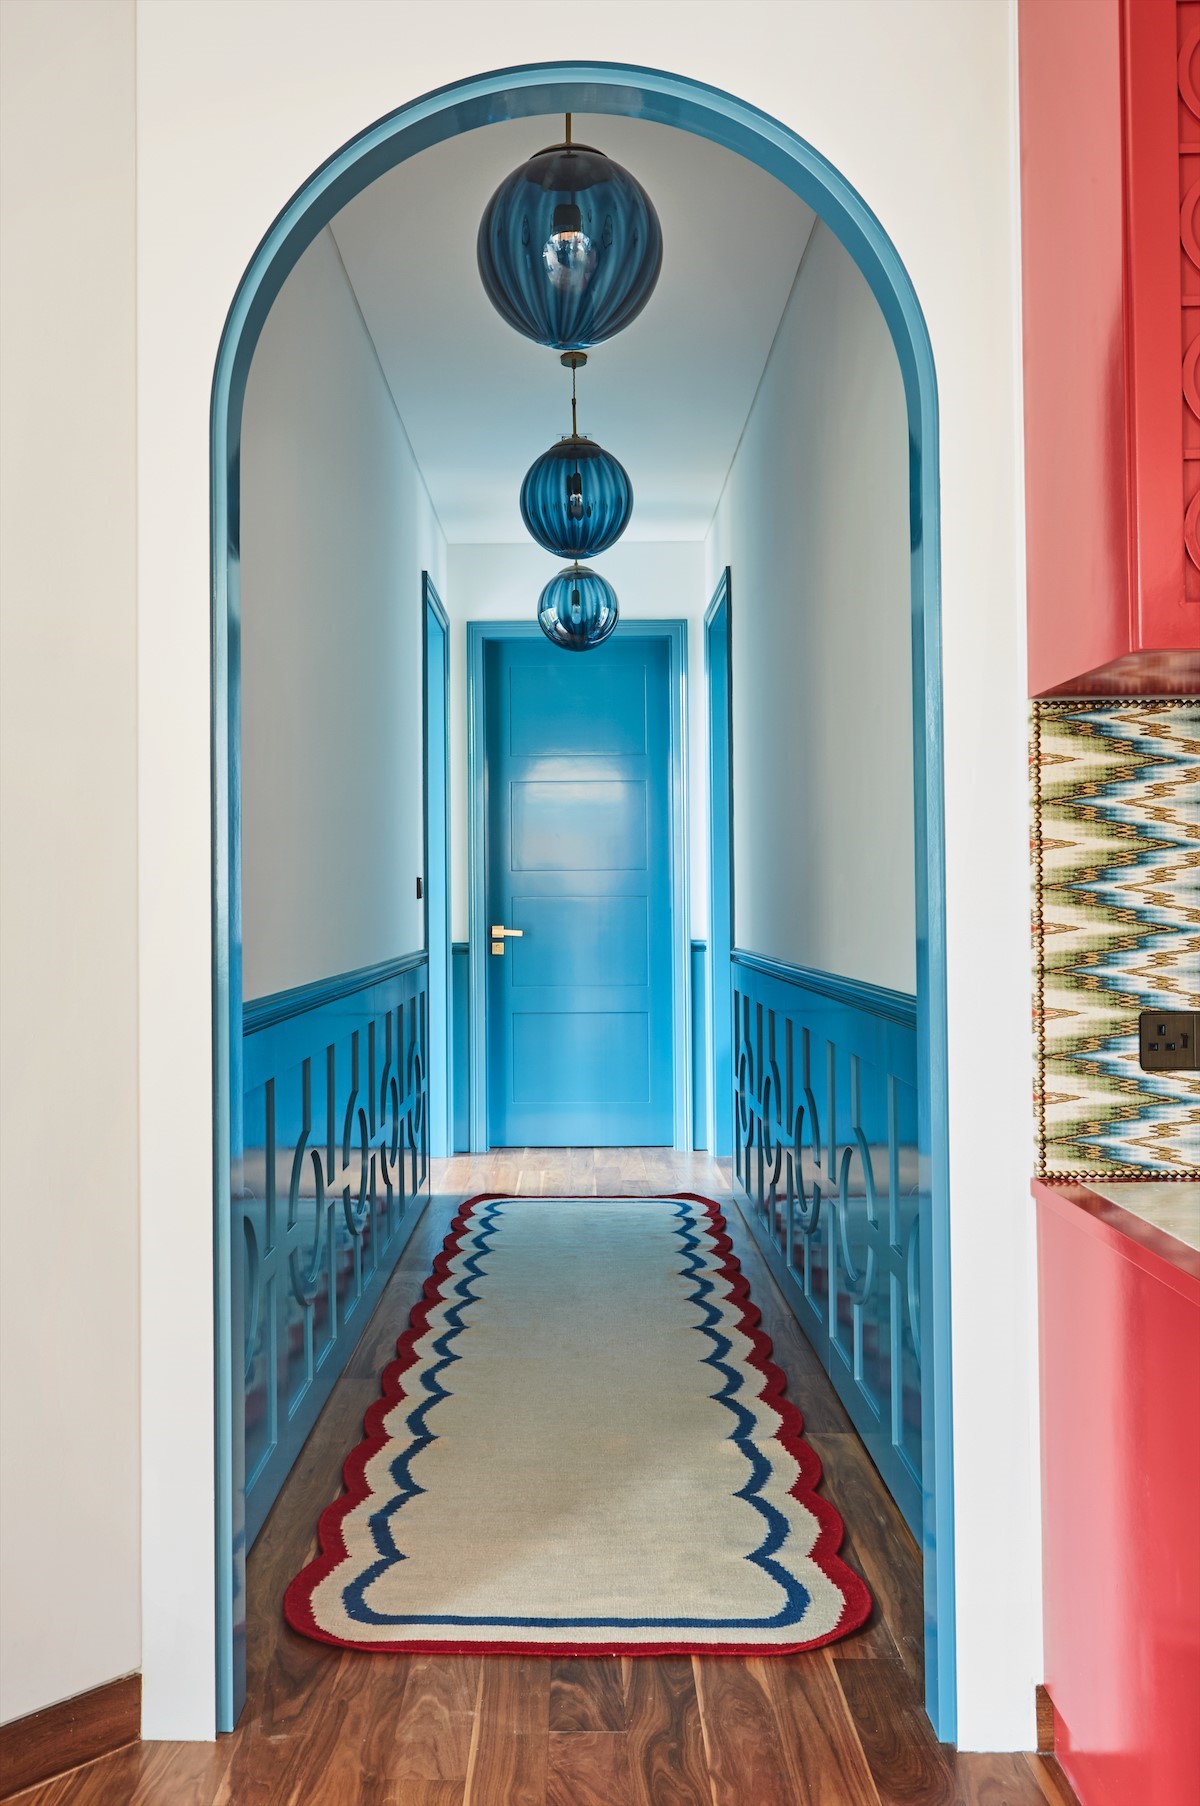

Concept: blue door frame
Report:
left=466, top=619, right=691, bottom=1154
left=211, top=62, right=953, bottom=1737
left=480, top=632, right=678, bottom=1149
left=423, top=575, right=452, bottom=1159
left=704, top=570, right=734, bottom=1159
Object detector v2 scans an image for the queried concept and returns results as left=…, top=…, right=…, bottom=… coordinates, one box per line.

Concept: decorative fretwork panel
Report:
left=238, top=961, right=429, bottom=1545
left=732, top=955, right=921, bottom=1534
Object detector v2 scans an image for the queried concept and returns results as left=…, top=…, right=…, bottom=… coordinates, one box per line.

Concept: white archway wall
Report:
left=705, top=216, right=917, bottom=995
left=240, top=225, right=447, bottom=1000
left=0, top=0, right=141, bottom=1728
left=133, top=0, right=1039, bottom=1749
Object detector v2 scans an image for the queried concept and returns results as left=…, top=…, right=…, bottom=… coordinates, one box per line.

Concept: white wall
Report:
left=444, top=542, right=707, bottom=944
left=240, top=227, right=446, bottom=1000
left=706, top=221, right=916, bottom=994
left=0, top=0, right=141, bottom=1725
left=130, top=0, right=1038, bottom=1748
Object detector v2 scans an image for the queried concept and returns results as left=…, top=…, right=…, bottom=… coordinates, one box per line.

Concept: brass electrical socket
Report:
left=1138, top=1010, right=1199, bottom=1072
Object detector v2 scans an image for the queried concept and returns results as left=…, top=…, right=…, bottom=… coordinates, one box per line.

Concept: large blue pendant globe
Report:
left=520, top=436, right=633, bottom=559
left=478, top=140, right=663, bottom=351
left=538, top=563, right=619, bottom=652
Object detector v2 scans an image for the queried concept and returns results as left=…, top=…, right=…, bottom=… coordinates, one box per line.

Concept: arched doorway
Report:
left=211, top=61, right=952, bottom=1737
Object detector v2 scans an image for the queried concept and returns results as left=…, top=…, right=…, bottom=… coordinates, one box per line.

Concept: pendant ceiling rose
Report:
left=478, top=117, right=663, bottom=352
left=537, top=563, right=620, bottom=652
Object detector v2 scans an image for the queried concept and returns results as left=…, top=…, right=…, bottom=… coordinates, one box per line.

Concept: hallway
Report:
left=8, top=7, right=1200, bottom=1802
left=13, top=1155, right=1074, bottom=1806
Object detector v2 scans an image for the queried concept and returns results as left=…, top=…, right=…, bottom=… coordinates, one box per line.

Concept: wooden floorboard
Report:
left=548, top=1659, right=625, bottom=1734
left=762, top=1649, right=879, bottom=1806
left=14, top=1152, right=1074, bottom=1805
left=835, top=1656, right=958, bottom=1805
left=692, top=1656, right=795, bottom=1806
left=808, top=1430, right=925, bottom=1689
left=621, top=1655, right=712, bottom=1806
left=545, top=1731, right=634, bottom=1806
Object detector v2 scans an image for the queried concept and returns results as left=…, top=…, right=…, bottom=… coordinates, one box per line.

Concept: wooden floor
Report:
left=17, top=1152, right=1076, bottom=1806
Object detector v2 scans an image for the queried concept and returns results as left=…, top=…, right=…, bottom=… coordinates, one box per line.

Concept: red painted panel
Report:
left=1037, top=1185, right=1200, bottom=1806
left=1020, top=0, right=1199, bottom=695
left=1019, top=0, right=1130, bottom=695
left=1125, top=0, right=1188, bottom=647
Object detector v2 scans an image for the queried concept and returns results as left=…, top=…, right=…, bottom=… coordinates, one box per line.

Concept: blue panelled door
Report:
left=484, top=635, right=675, bottom=1146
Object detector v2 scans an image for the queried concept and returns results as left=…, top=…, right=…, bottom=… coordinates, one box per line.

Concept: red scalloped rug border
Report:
left=283, top=1192, right=873, bottom=1657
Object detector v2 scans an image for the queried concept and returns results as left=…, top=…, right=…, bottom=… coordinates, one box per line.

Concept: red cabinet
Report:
left=1019, top=0, right=1200, bottom=696
left=1035, top=1183, right=1200, bottom=1806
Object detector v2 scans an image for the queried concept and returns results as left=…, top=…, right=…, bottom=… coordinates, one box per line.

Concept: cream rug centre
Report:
left=285, top=1194, right=870, bottom=1654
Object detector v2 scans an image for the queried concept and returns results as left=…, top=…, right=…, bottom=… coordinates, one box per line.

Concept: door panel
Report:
left=511, top=896, right=649, bottom=988
left=509, top=661, right=647, bottom=756
left=510, top=778, right=648, bottom=871
left=485, top=636, right=674, bottom=1146
left=512, top=1011, right=651, bottom=1102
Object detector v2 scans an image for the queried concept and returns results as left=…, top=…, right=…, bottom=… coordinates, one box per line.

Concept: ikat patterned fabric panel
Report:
left=1032, top=701, right=1200, bottom=1179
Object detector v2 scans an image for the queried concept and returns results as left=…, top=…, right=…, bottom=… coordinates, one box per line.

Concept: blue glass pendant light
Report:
left=478, top=115, right=663, bottom=352
left=520, top=361, right=633, bottom=558
left=538, top=563, right=619, bottom=652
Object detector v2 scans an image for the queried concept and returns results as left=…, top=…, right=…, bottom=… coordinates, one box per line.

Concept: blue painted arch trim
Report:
left=705, top=569, right=734, bottom=1159
left=211, top=61, right=952, bottom=1737
left=422, top=574, right=452, bottom=1159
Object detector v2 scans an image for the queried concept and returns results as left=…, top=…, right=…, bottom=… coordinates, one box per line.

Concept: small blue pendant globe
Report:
left=478, top=140, right=663, bottom=351
left=538, top=564, right=619, bottom=652
left=520, top=436, right=633, bottom=559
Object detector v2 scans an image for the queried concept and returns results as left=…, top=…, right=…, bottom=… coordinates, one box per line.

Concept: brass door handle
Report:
left=490, top=924, right=523, bottom=956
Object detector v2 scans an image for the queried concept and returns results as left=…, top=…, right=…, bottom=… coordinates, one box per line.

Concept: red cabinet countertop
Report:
left=1034, top=1178, right=1200, bottom=1300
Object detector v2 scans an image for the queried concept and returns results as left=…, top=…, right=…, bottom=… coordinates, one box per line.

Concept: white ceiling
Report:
left=329, top=113, right=816, bottom=544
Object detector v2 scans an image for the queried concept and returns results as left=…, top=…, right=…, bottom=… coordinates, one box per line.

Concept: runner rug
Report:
left=284, top=1193, right=871, bottom=1655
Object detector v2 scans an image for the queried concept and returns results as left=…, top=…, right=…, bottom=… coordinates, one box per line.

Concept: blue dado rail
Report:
left=731, top=950, right=921, bottom=1535
left=239, top=954, right=430, bottom=1544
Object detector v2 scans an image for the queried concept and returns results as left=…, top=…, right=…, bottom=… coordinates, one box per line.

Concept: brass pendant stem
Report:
left=559, top=346, right=587, bottom=440
left=565, top=112, right=572, bottom=145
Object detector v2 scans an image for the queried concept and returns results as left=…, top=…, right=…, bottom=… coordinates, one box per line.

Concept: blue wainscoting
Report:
left=239, top=954, right=430, bottom=1544
left=731, top=950, right=922, bottom=1536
